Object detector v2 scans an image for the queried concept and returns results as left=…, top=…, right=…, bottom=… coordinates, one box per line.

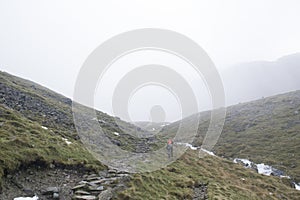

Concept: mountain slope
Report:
left=0, top=71, right=155, bottom=186
left=118, top=149, right=300, bottom=199
left=1, top=71, right=299, bottom=199
left=222, top=53, right=300, bottom=106
left=159, top=90, right=300, bottom=185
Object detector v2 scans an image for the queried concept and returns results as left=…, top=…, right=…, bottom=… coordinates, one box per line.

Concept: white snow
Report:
left=233, top=158, right=253, bottom=168
left=231, top=157, right=298, bottom=191
left=174, top=143, right=216, bottom=153
left=62, top=138, right=72, bottom=145
left=294, top=183, right=300, bottom=191
left=14, top=196, right=39, bottom=200
left=200, top=148, right=216, bottom=156
left=175, top=142, right=198, bottom=150
left=257, top=163, right=273, bottom=176
left=280, top=175, right=291, bottom=179
left=186, top=144, right=197, bottom=150
left=41, top=126, right=48, bottom=130
left=151, top=128, right=155, bottom=131
left=113, top=132, right=120, bottom=136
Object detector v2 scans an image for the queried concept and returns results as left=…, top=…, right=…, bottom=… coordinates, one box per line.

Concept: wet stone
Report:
left=108, top=169, right=117, bottom=174
left=53, top=192, right=59, bottom=199
left=42, top=186, right=59, bottom=195
left=73, top=195, right=97, bottom=200
left=72, top=184, right=86, bottom=190
left=75, top=190, right=91, bottom=195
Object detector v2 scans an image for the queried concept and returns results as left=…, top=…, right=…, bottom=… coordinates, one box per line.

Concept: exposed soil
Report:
left=0, top=165, right=87, bottom=200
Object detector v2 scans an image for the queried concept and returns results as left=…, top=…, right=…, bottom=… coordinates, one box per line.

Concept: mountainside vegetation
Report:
left=157, top=90, right=300, bottom=185
left=0, top=71, right=154, bottom=185
left=0, top=71, right=299, bottom=199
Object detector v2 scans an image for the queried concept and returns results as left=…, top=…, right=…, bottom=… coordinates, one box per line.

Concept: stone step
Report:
left=72, top=195, right=97, bottom=200
left=75, top=190, right=91, bottom=195
left=72, top=184, right=87, bottom=190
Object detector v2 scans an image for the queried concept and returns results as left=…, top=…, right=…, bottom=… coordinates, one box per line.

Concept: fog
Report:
left=1, top=0, right=300, bottom=122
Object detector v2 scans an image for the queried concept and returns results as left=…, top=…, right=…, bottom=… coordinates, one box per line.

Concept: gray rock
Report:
left=72, top=184, right=86, bottom=190
left=53, top=192, right=59, bottom=199
left=75, top=190, right=91, bottom=195
left=98, top=171, right=107, bottom=178
left=97, top=186, right=104, bottom=191
left=108, top=169, right=117, bottom=174
left=87, top=174, right=98, bottom=178
left=23, top=188, right=34, bottom=196
left=98, top=188, right=113, bottom=200
left=86, top=176, right=99, bottom=181
left=42, top=186, right=59, bottom=195
left=116, top=173, right=129, bottom=177
left=88, top=185, right=104, bottom=191
left=73, top=195, right=97, bottom=200
left=79, top=181, right=89, bottom=185
left=89, top=179, right=105, bottom=185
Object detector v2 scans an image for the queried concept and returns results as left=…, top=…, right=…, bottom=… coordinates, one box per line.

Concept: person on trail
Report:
left=166, top=139, right=173, bottom=159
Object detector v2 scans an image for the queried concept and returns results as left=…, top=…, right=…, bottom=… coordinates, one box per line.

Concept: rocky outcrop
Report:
left=0, top=82, right=75, bottom=132
left=71, top=169, right=130, bottom=200
left=0, top=166, right=131, bottom=200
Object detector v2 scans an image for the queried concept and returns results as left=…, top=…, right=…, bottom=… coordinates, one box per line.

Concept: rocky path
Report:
left=71, top=169, right=130, bottom=200
left=0, top=166, right=131, bottom=200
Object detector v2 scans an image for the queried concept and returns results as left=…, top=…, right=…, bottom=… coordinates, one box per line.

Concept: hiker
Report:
left=166, top=139, right=173, bottom=159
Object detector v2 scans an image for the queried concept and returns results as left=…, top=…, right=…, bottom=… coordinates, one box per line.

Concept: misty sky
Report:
left=1, top=0, right=300, bottom=122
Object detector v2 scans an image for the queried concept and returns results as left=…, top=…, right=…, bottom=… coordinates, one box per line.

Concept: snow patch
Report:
left=41, top=126, right=48, bottom=130
left=294, top=182, right=300, bottom=191
left=151, top=128, right=156, bottom=131
left=200, top=148, right=216, bottom=156
left=280, top=175, right=291, bottom=179
left=257, top=163, right=273, bottom=176
left=14, top=196, right=39, bottom=200
left=62, top=138, right=72, bottom=145
left=113, top=132, right=120, bottom=136
left=233, top=158, right=253, bottom=168
left=175, top=143, right=198, bottom=150
left=174, top=143, right=216, bottom=153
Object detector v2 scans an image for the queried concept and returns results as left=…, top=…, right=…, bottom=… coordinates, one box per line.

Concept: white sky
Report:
left=1, top=0, right=300, bottom=121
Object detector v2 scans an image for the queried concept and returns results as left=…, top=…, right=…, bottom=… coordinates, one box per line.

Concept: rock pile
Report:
left=193, top=181, right=208, bottom=200
left=71, top=169, right=130, bottom=200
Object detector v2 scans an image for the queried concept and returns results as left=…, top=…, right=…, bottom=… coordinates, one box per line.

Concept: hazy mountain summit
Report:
left=222, top=53, right=300, bottom=106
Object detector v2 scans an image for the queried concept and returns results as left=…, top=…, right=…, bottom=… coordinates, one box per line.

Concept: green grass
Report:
left=0, top=105, right=104, bottom=182
left=117, top=150, right=300, bottom=200
left=1, top=71, right=300, bottom=199
left=0, top=71, right=157, bottom=185
left=157, top=90, right=300, bottom=183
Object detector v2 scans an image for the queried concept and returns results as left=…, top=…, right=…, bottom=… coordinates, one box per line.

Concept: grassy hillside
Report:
left=158, top=90, right=300, bottom=184
left=117, top=150, right=300, bottom=199
left=214, top=91, right=300, bottom=182
left=1, top=71, right=299, bottom=199
left=0, top=71, right=156, bottom=185
left=0, top=104, right=102, bottom=180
